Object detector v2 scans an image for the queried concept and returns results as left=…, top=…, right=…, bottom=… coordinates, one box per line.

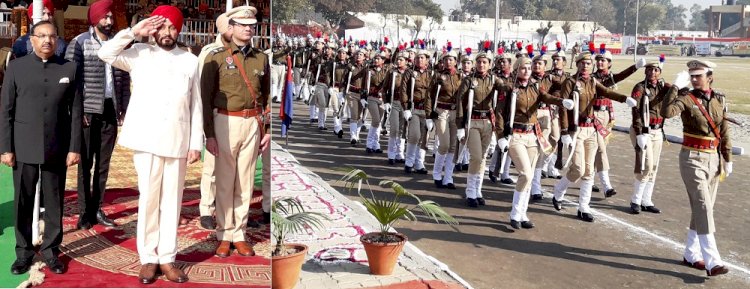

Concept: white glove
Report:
left=561, top=134, right=573, bottom=147
left=562, top=99, right=575, bottom=110
left=360, top=99, right=368, bottom=107
left=497, top=137, right=509, bottom=152
left=725, top=162, right=733, bottom=177
left=426, top=119, right=434, bottom=131
left=626, top=97, right=638, bottom=108
left=636, top=134, right=650, bottom=150
left=403, top=110, right=412, bottom=121
left=384, top=103, right=392, bottom=113
left=635, top=58, right=647, bottom=69
left=673, top=71, right=691, bottom=90
left=328, top=87, right=337, bottom=97
left=338, top=92, right=345, bottom=103
left=457, top=128, right=465, bottom=141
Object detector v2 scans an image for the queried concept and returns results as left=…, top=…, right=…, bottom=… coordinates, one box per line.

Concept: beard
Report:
left=96, top=23, right=112, bottom=35
left=156, top=35, right=177, bottom=50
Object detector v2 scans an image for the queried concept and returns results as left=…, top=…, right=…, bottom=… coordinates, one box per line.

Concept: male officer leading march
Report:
left=1, top=21, right=81, bottom=275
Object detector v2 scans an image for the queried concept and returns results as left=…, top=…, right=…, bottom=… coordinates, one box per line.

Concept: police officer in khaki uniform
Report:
left=271, top=38, right=290, bottom=103
left=311, top=42, right=335, bottom=131
left=344, top=48, right=369, bottom=145
left=201, top=6, right=269, bottom=257
left=364, top=51, right=389, bottom=153
left=454, top=52, right=475, bottom=171
left=382, top=51, right=410, bottom=165
left=328, top=47, right=349, bottom=137
left=489, top=51, right=516, bottom=184
left=662, top=60, right=731, bottom=277
left=502, top=55, right=573, bottom=228
left=455, top=51, right=504, bottom=207
left=400, top=49, right=433, bottom=174
left=305, top=38, right=325, bottom=123
left=546, top=45, right=570, bottom=179
left=629, top=57, right=676, bottom=214
left=431, top=50, right=461, bottom=189
left=552, top=51, right=637, bottom=222
left=590, top=48, right=645, bottom=196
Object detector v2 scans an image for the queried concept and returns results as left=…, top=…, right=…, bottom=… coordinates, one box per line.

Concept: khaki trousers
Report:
left=406, top=109, right=427, bottom=148
left=133, top=152, right=186, bottom=264
left=214, top=113, right=261, bottom=242
left=679, top=149, right=720, bottom=235
left=389, top=102, right=405, bottom=139
left=435, top=108, right=457, bottom=155
left=629, top=127, right=664, bottom=182
left=368, top=97, right=385, bottom=128
left=565, top=127, right=598, bottom=182
left=549, top=109, right=561, bottom=149
left=535, top=109, right=553, bottom=169
left=593, top=110, right=611, bottom=172
left=509, top=133, right=540, bottom=193
left=467, top=119, right=493, bottom=175
left=347, top=93, right=363, bottom=121
left=271, top=64, right=286, bottom=99
left=199, top=148, right=216, bottom=216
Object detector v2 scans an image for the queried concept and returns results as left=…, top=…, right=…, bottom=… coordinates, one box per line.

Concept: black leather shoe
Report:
left=641, top=205, right=661, bottom=214
left=630, top=203, right=641, bottom=214
left=388, top=159, right=396, bottom=165
left=337, top=130, right=343, bottom=138
left=309, top=118, right=315, bottom=124
left=707, top=265, right=729, bottom=276
left=592, top=185, right=600, bottom=192
left=10, top=258, right=33, bottom=275
left=604, top=188, right=617, bottom=198
left=374, top=149, right=383, bottom=153
left=365, top=148, right=373, bottom=153
left=200, top=216, right=216, bottom=229
left=96, top=210, right=116, bottom=227
left=414, top=168, right=428, bottom=174
left=541, top=171, right=548, bottom=178
left=466, top=198, right=478, bottom=208
left=454, top=164, right=463, bottom=172
left=521, top=221, right=535, bottom=229
left=444, top=183, right=456, bottom=189
left=396, top=159, right=405, bottom=163
left=477, top=198, right=486, bottom=206
left=318, top=126, right=328, bottom=130
left=577, top=210, right=594, bottom=222
left=510, top=219, right=521, bottom=229
left=488, top=172, right=497, bottom=183
left=434, top=180, right=445, bottom=188
left=45, top=257, right=65, bottom=274
left=77, top=221, right=93, bottom=230
left=552, top=197, right=563, bottom=211
left=500, top=178, right=515, bottom=185
left=381, top=129, right=388, bottom=135
left=462, top=164, right=469, bottom=170
left=531, top=194, right=544, bottom=202
left=404, top=166, right=413, bottom=174
left=350, top=139, right=357, bottom=146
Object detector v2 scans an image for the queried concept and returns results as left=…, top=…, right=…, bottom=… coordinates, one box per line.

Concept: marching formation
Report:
left=271, top=34, right=734, bottom=277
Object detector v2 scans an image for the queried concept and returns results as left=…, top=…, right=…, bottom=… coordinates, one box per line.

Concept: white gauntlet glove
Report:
left=384, top=103, right=392, bottom=113
left=360, top=99, right=368, bottom=107
left=457, top=128, right=466, bottom=141
left=626, top=97, right=638, bottom=108
left=497, top=137, right=509, bottom=152
left=635, top=58, right=647, bottom=69
left=636, top=134, right=650, bottom=150
left=724, top=162, right=733, bottom=177
left=403, top=110, right=412, bottom=121
left=562, top=99, right=575, bottom=110
left=673, top=71, right=691, bottom=90
left=426, top=119, right=434, bottom=131
left=561, top=134, right=573, bottom=148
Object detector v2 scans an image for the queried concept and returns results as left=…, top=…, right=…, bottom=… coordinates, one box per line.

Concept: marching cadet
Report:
left=546, top=43, right=570, bottom=179
left=400, top=49, right=433, bottom=174
left=271, top=38, right=290, bottom=103
left=629, top=56, right=675, bottom=214
left=311, top=42, right=335, bottom=131
left=383, top=51, right=410, bottom=165
left=662, top=60, right=730, bottom=277
left=501, top=55, right=573, bottom=229
left=454, top=50, right=475, bottom=171
left=551, top=51, right=637, bottom=222
left=455, top=51, right=504, bottom=207
left=590, top=43, right=645, bottom=196
left=489, top=50, right=516, bottom=184
left=364, top=51, right=389, bottom=153
left=329, top=47, right=350, bottom=138
left=293, top=38, right=308, bottom=100
left=344, top=48, right=369, bottom=145
left=306, top=37, right=325, bottom=124
left=431, top=50, right=461, bottom=189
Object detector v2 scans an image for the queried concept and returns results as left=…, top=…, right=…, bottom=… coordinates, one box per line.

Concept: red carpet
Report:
left=36, top=189, right=271, bottom=287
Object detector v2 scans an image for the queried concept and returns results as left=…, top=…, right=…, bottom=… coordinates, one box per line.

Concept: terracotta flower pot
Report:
left=271, top=243, right=308, bottom=289
left=360, top=232, right=407, bottom=275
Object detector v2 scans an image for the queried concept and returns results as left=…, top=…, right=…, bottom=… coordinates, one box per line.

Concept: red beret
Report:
left=88, top=0, right=113, bottom=26
left=151, top=5, right=183, bottom=34
left=27, top=0, right=55, bottom=20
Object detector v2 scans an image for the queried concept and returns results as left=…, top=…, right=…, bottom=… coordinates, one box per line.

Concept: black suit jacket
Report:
left=0, top=53, right=81, bottom=164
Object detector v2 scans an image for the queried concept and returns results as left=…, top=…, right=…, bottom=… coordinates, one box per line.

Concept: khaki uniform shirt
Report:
left=593, top=65, right=638, bottom=88
left=456, top=72, right=504, bottom=137
left=500, top=80, right=564, bottom=130
left=400, top=68, right=433, bottom=114
left=368, top=65, right=389, bottom=97
left=559, top=74, right=628, bottom=132
left=379, top=68, right=407, bottom=104
left=630, top=79, right=677, bottom=135
left=433, top=69, right=462, bottom=107
left=201, top=42, right=270, bottom=138
left=345, top=61, right=368, bottom=93
left=662, top=89, right=732, bottom=162
left=331, top=60, right=348, bottom=88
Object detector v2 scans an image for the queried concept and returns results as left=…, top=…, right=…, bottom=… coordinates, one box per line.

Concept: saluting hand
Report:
left=132, top=16, right=166, bottom=39
left=66, top=152, right=80, bottom=167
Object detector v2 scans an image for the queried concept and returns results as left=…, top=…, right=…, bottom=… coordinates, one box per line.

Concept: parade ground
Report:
left=276, top=54, right=750, bottom=289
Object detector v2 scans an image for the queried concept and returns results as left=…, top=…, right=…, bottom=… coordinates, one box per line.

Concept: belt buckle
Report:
left=242, top=109, right=251, bottom=119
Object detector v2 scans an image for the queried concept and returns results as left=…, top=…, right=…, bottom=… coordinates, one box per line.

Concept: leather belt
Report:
left=512, top=123, right=535, bottom=133
left=593, top=105, right=610, bottom=111
left=217, top=108, right=262, bottom=119
left=471, top=110, right=491, bottom=119
left=437, top=102, right=456, bottom=110
left=273, top=61, right=287, bottom=65
left=682, top=133, right=719, bottom=152
left=349, top=86, right=363, bottom=93
left=413, top=103, right=425, bottom=110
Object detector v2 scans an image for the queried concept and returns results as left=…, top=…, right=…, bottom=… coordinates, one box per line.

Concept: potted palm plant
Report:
left=271, top=197, right=328, bottom=289
left=340, top=168, right=458, bottom=275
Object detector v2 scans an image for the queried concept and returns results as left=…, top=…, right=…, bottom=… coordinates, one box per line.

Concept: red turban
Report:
left=151, top=5, right=183, bottom=34
left=27, top=0, right=55, bottom=20
left=88, top=0, right=113, bottom=26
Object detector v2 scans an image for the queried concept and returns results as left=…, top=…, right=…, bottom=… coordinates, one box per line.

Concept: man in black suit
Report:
left=0, top=21, right=81, bottom=275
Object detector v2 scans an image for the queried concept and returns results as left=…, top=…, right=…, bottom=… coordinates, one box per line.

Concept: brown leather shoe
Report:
left=159, top=263, right=188, bottom=283
left=682, top=258, right=706, bottom=270
left=138, top=263, right=158, bottom=284
left=233, top=241, right=255, bottom=256
left=215, top=241, right=231, bottom=258
left=707, top=265, right=729, bottom=276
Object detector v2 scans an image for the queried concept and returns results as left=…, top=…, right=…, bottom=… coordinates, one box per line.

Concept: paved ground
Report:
left=277, top=99, right=750, bottom=289
left=271, top=142, right=468, bottom=289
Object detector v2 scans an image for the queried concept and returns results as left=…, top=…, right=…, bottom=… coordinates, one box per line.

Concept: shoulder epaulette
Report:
left=210, top=47, right=227, bottom=55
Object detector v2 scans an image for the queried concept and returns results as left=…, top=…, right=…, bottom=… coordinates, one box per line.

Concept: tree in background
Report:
left=562, top=21, right=574, bottom=45
left=536, top=21, right=553, bottom=44
left=689, top=4, right=708, bottom=31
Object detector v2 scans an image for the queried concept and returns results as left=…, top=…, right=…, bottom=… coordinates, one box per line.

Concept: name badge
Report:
left=226, top=57, right=237, bottom=70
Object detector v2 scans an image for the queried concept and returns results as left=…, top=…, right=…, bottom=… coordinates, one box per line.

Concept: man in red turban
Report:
left=150, top=5, right=183, bottom=49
